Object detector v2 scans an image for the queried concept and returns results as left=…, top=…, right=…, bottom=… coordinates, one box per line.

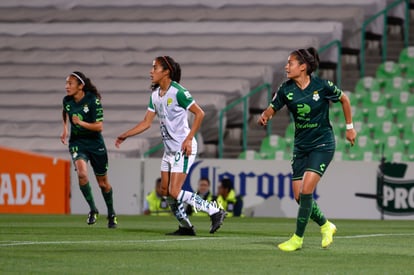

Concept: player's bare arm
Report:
left=115, top=110, right=156, bottom=148
left=258, top=106, right=276, bottom=126
left=182, top=103, right=204, bottom=156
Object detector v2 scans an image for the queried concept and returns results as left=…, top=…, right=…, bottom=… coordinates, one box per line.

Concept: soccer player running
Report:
left=115, top=56, right=226, bottom=235
left=258, top=48, right=357, bottom=251
left=61, top=71, right=117, bottom=228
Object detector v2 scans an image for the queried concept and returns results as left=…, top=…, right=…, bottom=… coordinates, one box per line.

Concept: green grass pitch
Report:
left=1, top=214, right=413, bottom=274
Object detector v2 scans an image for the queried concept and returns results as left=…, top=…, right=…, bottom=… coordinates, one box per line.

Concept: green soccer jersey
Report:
left=62, top=92, right=104, bottom=142
left=270, top=75, right=343, bottom=151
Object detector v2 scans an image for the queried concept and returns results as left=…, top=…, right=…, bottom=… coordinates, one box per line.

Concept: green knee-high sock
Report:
left=295, top=193, right=313, bottom=237
left=80, top=182, right=97, bottom=212
left=310, top=200, right=327, bottom=226
left=296, top=197, right=327, bottom=226
left=101, top=188, right=115, bottom=216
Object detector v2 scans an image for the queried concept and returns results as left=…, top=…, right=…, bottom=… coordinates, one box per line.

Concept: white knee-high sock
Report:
left=178, top=190, right=219, bottom=215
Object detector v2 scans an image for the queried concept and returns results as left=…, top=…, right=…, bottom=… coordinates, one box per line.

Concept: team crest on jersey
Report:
left=83, top=104, right=89, bottom=113
left=167, top=98, right=173, bottom=106
left=312, top=91, right=320, bottom=101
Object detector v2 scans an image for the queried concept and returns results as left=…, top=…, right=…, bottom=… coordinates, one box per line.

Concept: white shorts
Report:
left=160, top=151, right=196, bottom=174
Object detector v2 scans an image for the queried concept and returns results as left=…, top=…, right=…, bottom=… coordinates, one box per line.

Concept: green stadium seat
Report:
left=398, top=46, right=414, bottom=72
left=343, top=91, right=359, bottom=107
left=274, top=150, right=292, bottom=161
left=400, top=120, right=414, bottom=140
left=332, top=121, right=346, bottom=139
left=329, top=107, right=340, bottom=123
left=342, top=150, right=364, bottom=161
left=360, top=91, right=388, bottom=108
left=395, top=106, right=414, bottom=125
left=371, top=120, right=401, bottom=141
left=401, top=153, right=414, bottom=162
left=354, top=76, right=382, bottom=94
left=389, top=91, right=414, bottom=109
left=358, top=148, right=382, bottom=162
left=385, top=139, right=412, bottom=162
left=366, top=106, right=394, bottom=123
left=238, top=150, right=262, bottom=160
left=355, top=135, right=380, bottom=154
left=352, top=107, right=369, bottom=124
left=284, top=122, right=295, bottom=139
left=403, top=66, right=414, bottom=88
left=259, top=134, right=286, bottom=159
left=382, top=77, right=410, bottom=94
left=403, top=139, right=414, bottom=154
left=375, top=61, right=402, bottom=85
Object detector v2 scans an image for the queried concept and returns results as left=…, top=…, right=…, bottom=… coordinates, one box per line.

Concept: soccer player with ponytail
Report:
left=61, top=71, right=117, bottom=228
left=258, top=48, right=357, bottom=251
left=116, top=56, right=226, bottom=235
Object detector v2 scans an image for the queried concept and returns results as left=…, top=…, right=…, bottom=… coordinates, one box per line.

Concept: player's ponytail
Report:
left=306, top=47, right=320, bottom=73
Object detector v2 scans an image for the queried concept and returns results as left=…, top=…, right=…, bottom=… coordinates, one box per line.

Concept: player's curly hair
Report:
left=292, top=47, right=320, bottom=75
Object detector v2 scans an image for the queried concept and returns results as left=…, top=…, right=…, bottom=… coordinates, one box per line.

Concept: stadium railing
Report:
left=218, top=83, right=272, bottom=159
left=359, top=0, right=410, bottom=77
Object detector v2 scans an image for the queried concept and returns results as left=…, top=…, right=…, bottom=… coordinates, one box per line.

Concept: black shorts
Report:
left=291, top=149, right=334, bottom=180
left=69, top=138, right=108, bottom=176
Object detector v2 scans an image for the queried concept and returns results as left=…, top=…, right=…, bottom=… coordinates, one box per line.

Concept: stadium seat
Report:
left=375, top=61, right=402, bottom=85
left=273, top=150, right=291, bottom=161
left=395, top=106, right=414, bottom=126
left=382, top=77, right=410, bottom=94
left=355, top=135, right=380, bottom=154
left=403, top=65, right=414, bottom=88
left=329, top=104, right=343, bottom=123
left=401, top=153, right=414, bottom=162
left=366, top=106, right=394, bottom=124
left=238, top=150, right=262, bottom=160
left=259, top=134, right=287, bottom=159
left=371, top=120, right=402, bottom=141
left=398, top=46, right=414, bottom=72
left=351, top=106, right=369, bottom=124
left=284, top=122, right=295, bottom=139
left=400, top=120, right=414, bottom=140
left=389, top=91, right=414, bottom=109
left=354, top=76, right=382, bottom=94
left=332, top=121, right=346, bottom=139
left=342, top=150, right=364, bottom=161
left=360, top=91, right=388, bottom=108
left=359, top=148, right=382, bottom=162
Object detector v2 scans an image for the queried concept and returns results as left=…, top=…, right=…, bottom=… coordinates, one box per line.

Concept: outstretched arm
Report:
left=115, top=110, right=156, bottom=148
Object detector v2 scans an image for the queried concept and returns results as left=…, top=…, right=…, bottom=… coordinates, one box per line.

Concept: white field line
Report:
left=1, top=233, right=414, bottom=247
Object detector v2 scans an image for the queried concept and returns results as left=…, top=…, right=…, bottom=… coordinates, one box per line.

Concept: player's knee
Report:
left=77, top=172, right=88, bottom=184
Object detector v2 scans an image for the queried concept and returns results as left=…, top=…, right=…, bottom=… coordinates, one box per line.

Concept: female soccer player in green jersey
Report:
left=61, top=71, right=117, bottom=228
left=115, top=56, right=226, bottom=235
left=258, top=47, right=357, bottom=251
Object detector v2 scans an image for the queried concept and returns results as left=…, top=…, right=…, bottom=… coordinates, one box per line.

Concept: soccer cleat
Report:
left=107, top=214, right=118, bottom=229
left=87, top=210, right=99, bottom=225
left=278, top=234, right=303, bottom=252
left=209, top=209, right=226, bottom=234
left=166, top=226, right=196, bottom=236
left=321, top=221, right=337, bottom=248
